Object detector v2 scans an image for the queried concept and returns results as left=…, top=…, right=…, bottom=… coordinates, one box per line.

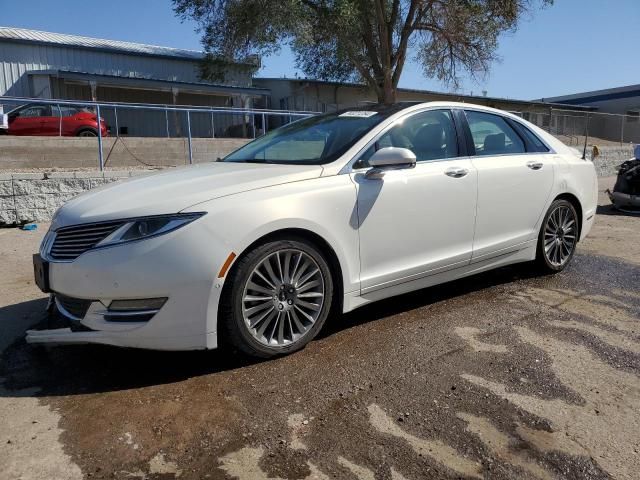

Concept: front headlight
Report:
left=96, top=213, right=205, bottom=248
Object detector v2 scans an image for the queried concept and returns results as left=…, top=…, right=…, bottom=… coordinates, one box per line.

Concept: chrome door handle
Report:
left=445, top=167, right=469, bottom=178
left=527, top=161, right=543, bottom=170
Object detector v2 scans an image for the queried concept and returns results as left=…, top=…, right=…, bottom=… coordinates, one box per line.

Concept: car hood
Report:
left=53, top=162, right=323, bottom=229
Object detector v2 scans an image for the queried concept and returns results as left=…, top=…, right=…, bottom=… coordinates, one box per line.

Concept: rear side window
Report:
left=465, top=111, right=525, bottom=156
left=512, top=122, right=550, bottom=152
left=56, top=106, right=88, bottom=117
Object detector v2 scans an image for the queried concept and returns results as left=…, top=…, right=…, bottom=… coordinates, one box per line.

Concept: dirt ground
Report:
left=1, top=177, right=639, bottom=480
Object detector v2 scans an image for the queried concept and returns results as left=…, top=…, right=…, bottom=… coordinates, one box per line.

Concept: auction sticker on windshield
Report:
left=339, top=111, right=377, bottom=118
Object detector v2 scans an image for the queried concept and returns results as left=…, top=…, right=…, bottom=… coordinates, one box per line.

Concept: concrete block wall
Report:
left=0, top=170, right=140, bottom=225
left=587, top=145, right=634, bottom=177
left=0, top=144, right=633, bottom=226
left=0, top=136, right=250, bottom=169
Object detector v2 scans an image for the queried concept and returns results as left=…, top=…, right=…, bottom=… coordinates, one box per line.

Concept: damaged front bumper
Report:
left=26, top=327, right=109, bottom=346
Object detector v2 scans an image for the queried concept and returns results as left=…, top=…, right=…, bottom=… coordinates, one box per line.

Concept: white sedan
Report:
left=28, top=102, right=597, bottom=357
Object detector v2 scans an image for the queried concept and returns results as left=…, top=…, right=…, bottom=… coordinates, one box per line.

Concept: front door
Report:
left=352, top=109, right=477, bottom=293
left=463, top=109, right=555, bottom=260
left=8, top=104, right=53, bottom=136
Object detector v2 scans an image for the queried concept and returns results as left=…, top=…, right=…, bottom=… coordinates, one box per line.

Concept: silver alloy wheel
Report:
left=543, top=204, right=577, bottom=267
left=242, top=249, right=325, bottom=347
left=78, top=130, right=97, bottom=137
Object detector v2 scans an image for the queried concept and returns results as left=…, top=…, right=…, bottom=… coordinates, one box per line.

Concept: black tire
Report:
left=220, top=237, right=334, bottom=358
left=76, top=128, right=98, bottom=137
left=535, top=199, right=579, bottom=273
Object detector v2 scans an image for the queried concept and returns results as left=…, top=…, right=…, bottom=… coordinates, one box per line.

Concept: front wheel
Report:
left=535, top=199, right=579, bottom=273
left=220, top=238, right=334, bottom=358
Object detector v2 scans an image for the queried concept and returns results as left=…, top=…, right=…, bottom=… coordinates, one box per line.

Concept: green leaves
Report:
left=173, top=0, right=551, bottom=103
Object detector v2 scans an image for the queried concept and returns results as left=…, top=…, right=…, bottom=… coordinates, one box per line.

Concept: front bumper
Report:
left=26, top=220, right=229, bottom=350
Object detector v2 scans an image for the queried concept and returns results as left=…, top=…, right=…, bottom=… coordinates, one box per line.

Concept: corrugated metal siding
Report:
left=0, top=41, right=253, bottom=97
left=0, top=27, right=204, bottom=60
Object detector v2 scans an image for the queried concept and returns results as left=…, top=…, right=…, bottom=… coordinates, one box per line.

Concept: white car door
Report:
left=463, top=110, right=555, bottom=261
left=351, top=109, right=477, bottom=293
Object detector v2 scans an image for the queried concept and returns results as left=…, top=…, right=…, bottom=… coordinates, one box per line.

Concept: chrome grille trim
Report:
left=49, top=220, right=125, bottom=261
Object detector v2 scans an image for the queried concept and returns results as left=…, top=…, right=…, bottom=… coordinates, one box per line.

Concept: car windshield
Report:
left=224, top=104, right=413, bottom=165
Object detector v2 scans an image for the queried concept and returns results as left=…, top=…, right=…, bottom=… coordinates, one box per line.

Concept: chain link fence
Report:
left=0, top=96, right=318, bottom=170
left=512, top=109, right=640, bottom=148
left=510, top=109, right=639, bottom=177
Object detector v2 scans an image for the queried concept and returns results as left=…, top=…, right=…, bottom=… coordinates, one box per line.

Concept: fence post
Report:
left=581, top=113, right=591, bottom=160
left=165, top=107, right=170, bottom=138
left=262, top=113, right=266, bottom=135
left=187, top=110, right=193, bottom=164
left=96, top=104, right=104, bottom=171
left=57, top=104, right=62, bottom=136
left=621, top=115, right=625, bottom=145
left=114, top=106, right=119, bottom=138
left=211, top=111, right=215, bottom=138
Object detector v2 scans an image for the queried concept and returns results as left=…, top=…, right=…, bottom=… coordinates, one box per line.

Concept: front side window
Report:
left=19, top=105, right=51, bottom=118
left=360, top=109, right=458, bottom=164
left=465, top=110, right=526, bottom=156
left=224, top=104, right=410, bottom=165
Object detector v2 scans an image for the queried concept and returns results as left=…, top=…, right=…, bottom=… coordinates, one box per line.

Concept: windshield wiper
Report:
left=225, top=158, right=275, bottom=164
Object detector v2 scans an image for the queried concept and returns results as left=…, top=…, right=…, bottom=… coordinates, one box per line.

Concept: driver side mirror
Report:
left=365, top=147, right=416, bottom=179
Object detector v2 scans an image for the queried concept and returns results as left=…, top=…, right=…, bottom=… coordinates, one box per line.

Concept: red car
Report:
left=3, top=103, right=108, bottom=137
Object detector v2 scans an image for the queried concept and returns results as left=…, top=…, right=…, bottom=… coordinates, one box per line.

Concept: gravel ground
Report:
left=0, top=177, right=639, bottom=480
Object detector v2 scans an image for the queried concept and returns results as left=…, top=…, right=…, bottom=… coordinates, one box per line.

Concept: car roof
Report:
left=338, top=101, right=523, bottom=120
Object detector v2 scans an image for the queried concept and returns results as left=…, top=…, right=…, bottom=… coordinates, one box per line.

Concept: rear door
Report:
left=463, top=109, right=555, bottom=261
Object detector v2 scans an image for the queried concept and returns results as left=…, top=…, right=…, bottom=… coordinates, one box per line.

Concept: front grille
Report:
left=55, top=294, right=92, bottom=320
left=50, top=221, right=125, bottom=260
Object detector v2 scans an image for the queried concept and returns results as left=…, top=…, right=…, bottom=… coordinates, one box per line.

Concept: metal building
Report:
left=0, top=27, right=270, bottom=136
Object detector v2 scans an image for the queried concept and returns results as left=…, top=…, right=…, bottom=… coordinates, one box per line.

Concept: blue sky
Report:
left=2, top=0, right=638, bottom=100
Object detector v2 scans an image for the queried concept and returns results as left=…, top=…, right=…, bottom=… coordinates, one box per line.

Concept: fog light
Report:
left=104, top=298, right=167, bottom=323
left=108, top=298, right=167, bottom=311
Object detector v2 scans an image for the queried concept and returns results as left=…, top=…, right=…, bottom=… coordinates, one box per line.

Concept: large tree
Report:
left=173, top=0, right=551, bottom=104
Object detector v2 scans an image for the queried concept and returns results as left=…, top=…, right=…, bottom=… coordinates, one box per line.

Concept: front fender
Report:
left=182, top=174, right=361, bottom=341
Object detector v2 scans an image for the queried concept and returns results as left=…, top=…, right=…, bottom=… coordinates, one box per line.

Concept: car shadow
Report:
left=324, top=262, right=540, bottom=337
left=0, top=262, right=541, bottom=399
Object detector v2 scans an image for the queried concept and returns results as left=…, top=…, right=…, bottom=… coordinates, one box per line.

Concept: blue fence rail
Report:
left=0, top=96, right=320, bottom=170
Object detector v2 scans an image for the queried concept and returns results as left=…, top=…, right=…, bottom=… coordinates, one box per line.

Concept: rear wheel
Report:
left=221, top=238, right=334, bottom=358
left=535, top=199, right=579, bottom=273
left=76, top=128, right=97, bottom=137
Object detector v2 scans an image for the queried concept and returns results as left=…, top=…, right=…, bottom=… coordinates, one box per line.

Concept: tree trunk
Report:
left=376, top=72, right=396, bottom=104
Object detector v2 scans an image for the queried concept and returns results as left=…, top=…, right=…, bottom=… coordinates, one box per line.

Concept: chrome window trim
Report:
left=341, top=106, right=464, bottom=173
left=470, top=151, right=554, bottom=159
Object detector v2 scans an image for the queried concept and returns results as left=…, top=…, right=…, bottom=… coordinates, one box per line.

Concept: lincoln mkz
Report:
left=28, top=102, right=597, bottom=357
